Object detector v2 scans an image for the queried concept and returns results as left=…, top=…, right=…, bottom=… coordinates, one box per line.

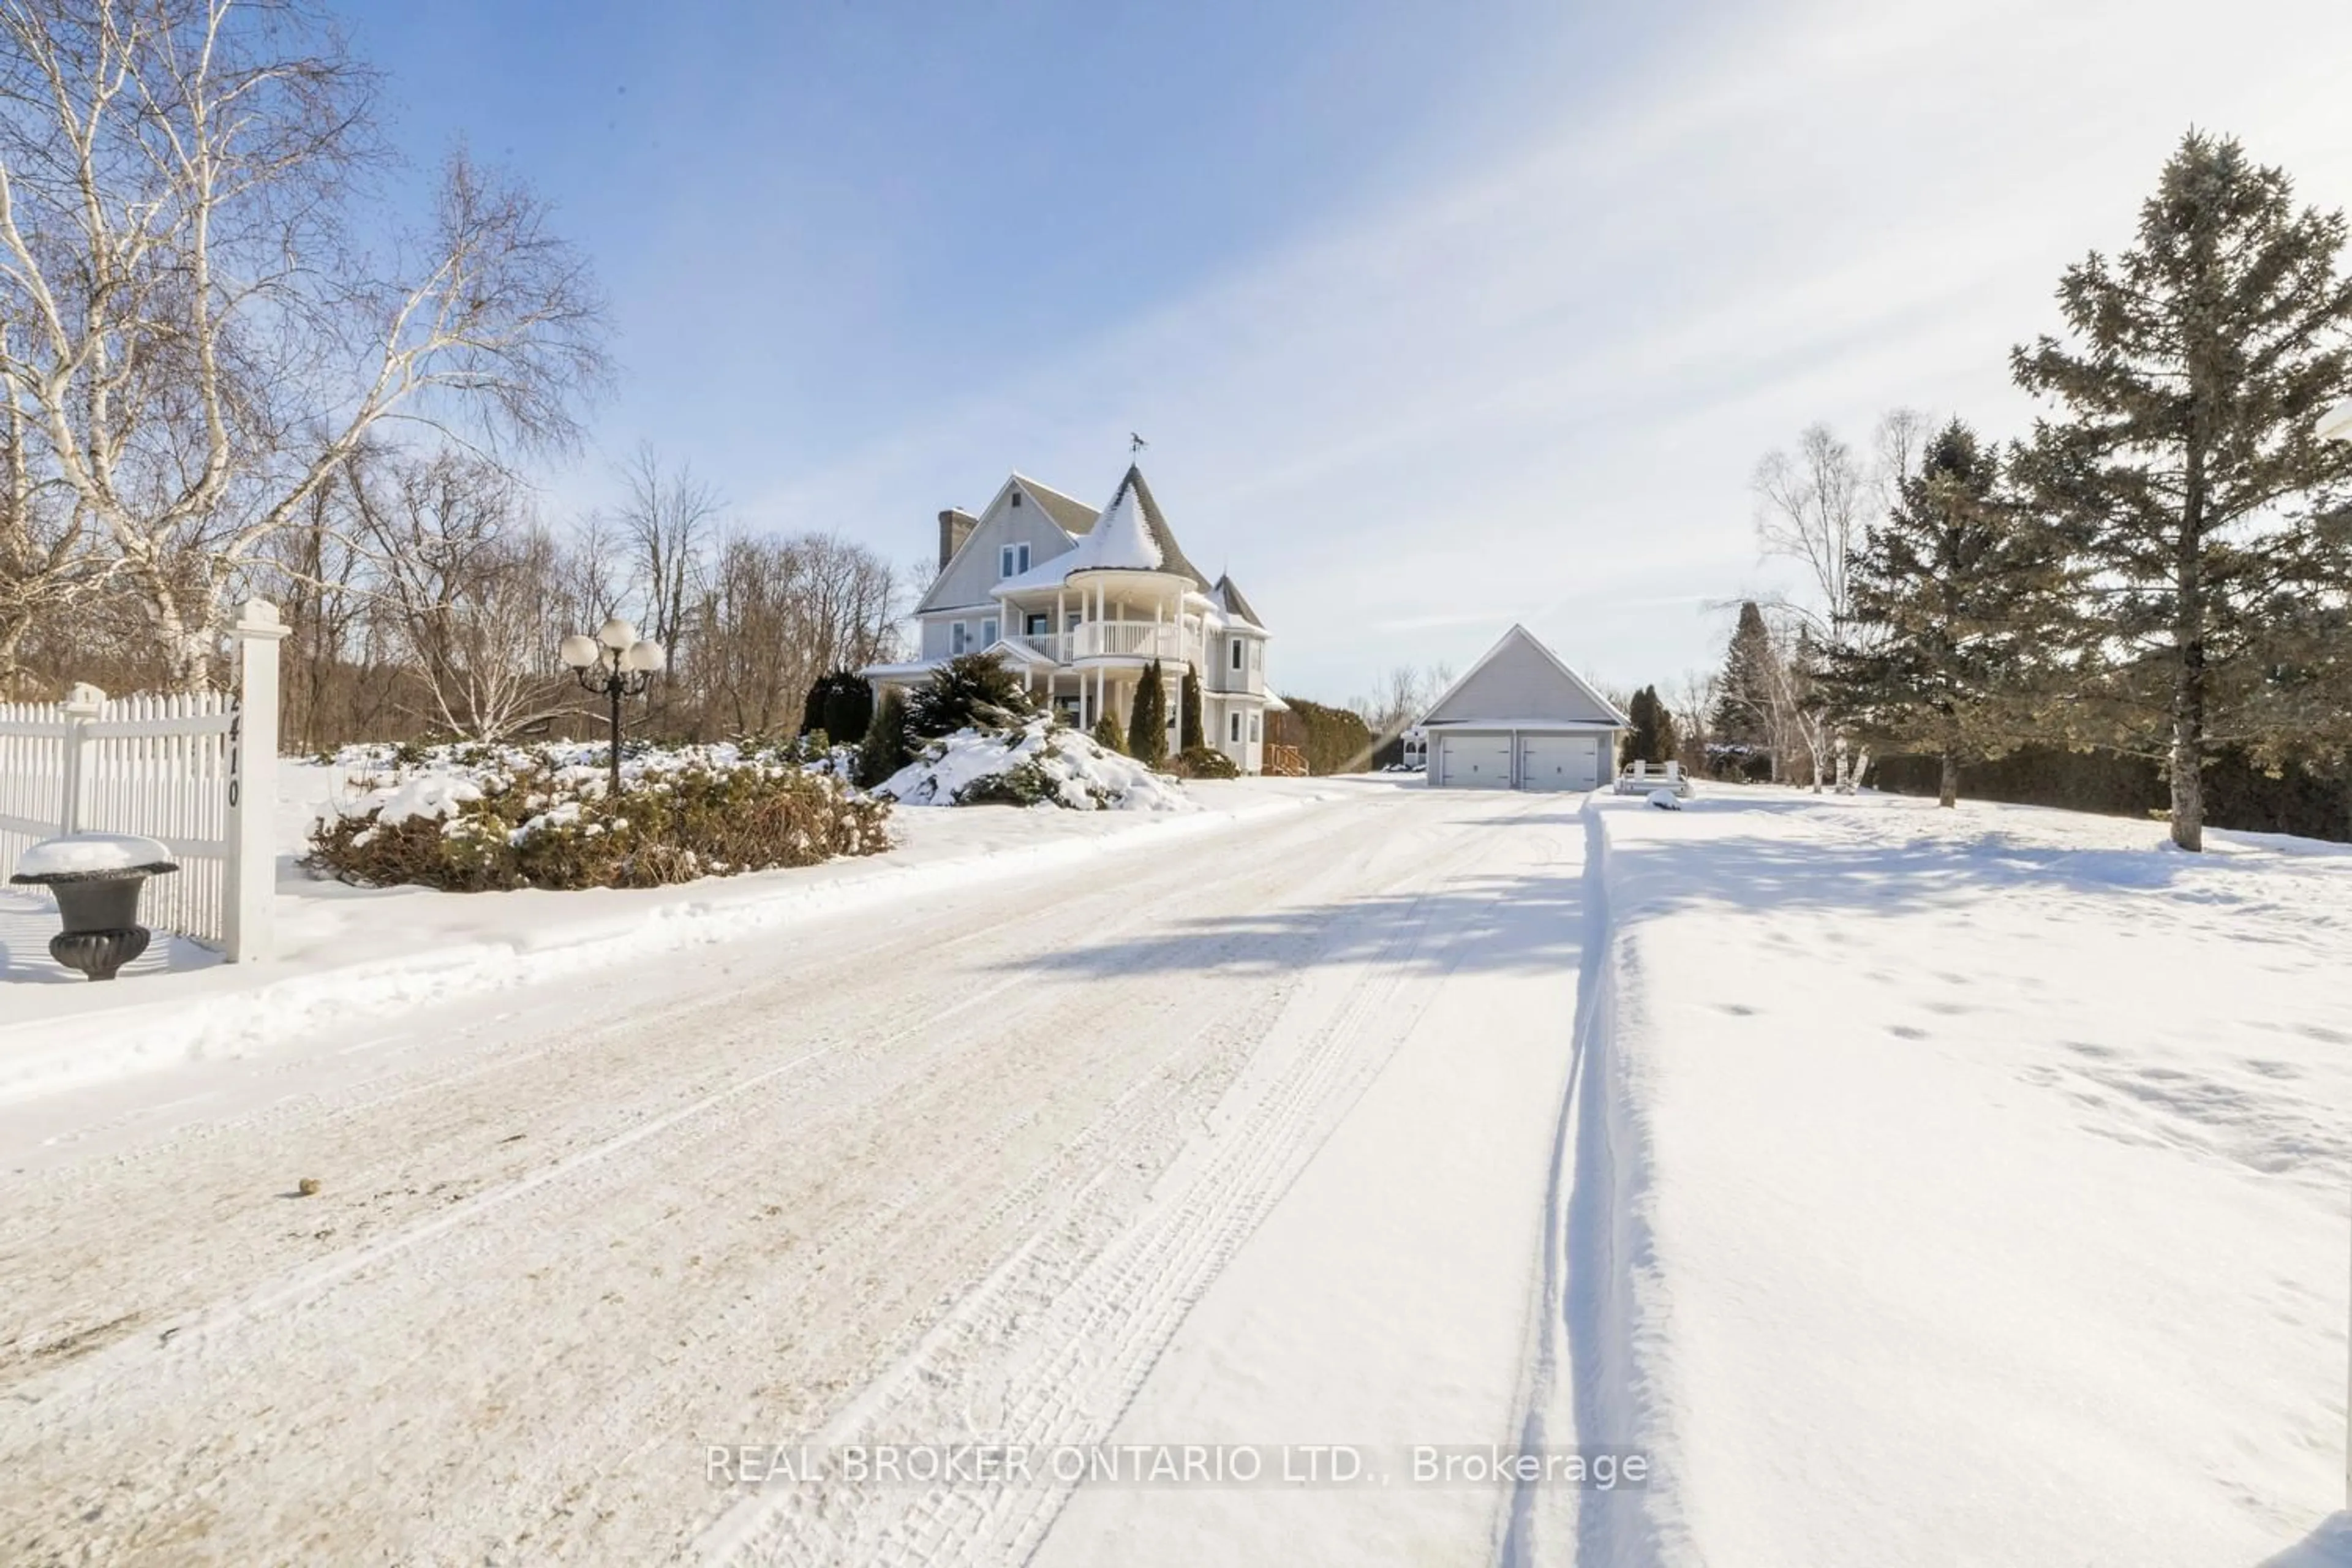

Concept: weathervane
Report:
left=1129, top=431, right=1148, bottom=456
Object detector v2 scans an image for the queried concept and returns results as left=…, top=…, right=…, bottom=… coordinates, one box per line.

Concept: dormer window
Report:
left=1000, top=543, right=1030, bottom=579
left=1229, top=638, right=1243, bottom=672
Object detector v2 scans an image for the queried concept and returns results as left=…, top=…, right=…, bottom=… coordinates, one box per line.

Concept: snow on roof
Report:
left=992, top=464, right=1215, bottom=594
left=1067, top=467, right=1163, bottom=571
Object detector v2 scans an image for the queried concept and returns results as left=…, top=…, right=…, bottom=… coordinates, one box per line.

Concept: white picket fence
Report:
left=0, top=599, right=287, bottom=960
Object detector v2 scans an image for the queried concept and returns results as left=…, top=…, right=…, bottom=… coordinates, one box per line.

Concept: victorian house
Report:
left=862, top=465, right=1278, bottom=773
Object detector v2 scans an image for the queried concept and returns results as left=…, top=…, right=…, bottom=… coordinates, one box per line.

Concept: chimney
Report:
left=937, top=508, right=978, bottom=570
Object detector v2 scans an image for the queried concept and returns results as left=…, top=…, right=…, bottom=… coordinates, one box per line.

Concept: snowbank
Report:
left=0, top=765, right=1341, bottom=1101
left=876, top=720, right=1194, bottom=811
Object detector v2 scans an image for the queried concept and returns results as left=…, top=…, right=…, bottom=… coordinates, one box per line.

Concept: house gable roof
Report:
left=1009, top=473, right=1098, bottom=538
left=1419, top=624, right=1629, bottom=729
left=914, top=475, right=1081, bottom=615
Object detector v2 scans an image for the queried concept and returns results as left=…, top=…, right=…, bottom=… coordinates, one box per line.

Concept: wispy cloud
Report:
left=756, top=0, right=2352, bottom=703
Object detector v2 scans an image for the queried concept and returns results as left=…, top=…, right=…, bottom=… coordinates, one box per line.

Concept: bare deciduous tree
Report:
left=0, top=0, right=608, bottom=688
left=681, top=531, right=900, bottom=739
left=353, top=449, right=568, bottom=741
left=1752, top=423, right=1869, bottom=641
left=1350, top=662, right=1452, bottom=746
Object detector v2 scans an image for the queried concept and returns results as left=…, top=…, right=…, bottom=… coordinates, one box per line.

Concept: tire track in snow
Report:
left=1496, top=800, right=1667, bottom=1568
left=704, top=801, right=1535, bottom=1567
left=1, top=789, right=1452, bottom=1563
left=0, top=796, right=1389, bottom=1386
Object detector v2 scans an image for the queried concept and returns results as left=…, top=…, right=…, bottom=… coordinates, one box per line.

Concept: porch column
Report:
left=1056, top=589, right=1066, bottom=660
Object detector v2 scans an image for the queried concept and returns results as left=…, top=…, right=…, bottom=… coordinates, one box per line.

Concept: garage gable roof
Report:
left=1419, top=625, right=1629, bottom=729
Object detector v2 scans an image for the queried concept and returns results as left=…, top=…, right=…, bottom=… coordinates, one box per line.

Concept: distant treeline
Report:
left=1871, top=748, right=2352, bottom=844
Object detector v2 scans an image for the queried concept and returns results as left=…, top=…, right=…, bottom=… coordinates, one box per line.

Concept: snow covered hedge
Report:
left=875, top=719, right=1193, bottom=812
left=306, top=741, right=891, bottom=892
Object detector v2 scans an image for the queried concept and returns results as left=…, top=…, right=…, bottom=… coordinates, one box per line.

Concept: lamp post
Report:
left=560, top=617, right=666, bottom=799
left=2320, top=395, right=2352, bottom=1512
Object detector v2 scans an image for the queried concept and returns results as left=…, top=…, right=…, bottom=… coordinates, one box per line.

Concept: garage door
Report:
left=1434, top=733, right=1512, bottom=788
left=1519, top=734, right=1601, bottom=792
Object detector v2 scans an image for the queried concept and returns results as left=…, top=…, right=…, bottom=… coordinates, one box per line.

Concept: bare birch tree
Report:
left=0, top=323, right=83, bottom=694
left=0, top=0, right=608, bottom=689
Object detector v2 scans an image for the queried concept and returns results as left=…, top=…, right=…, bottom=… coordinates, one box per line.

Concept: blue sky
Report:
left=344, top=0, right=2352, bottom=704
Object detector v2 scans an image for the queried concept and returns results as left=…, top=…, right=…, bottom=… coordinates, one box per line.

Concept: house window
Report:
left=999, top=543, right=1030, bottom=578
left=1025, top=612, right=1049, bottom=635
left=950, top=622, right=969, bottom=655
left=1011, top=491, right=1023, bottom=507
left=981, top=617, right=999, bottom=646
left=1229, top=639, right=1242, bottom=672
left=1229, top=712, right=1242, bottom=743
left=1250, top=715, right=1261, bottom=741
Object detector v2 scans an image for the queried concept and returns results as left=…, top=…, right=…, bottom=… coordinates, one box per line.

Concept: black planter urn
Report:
left=10, top=839, right=180, bottom=982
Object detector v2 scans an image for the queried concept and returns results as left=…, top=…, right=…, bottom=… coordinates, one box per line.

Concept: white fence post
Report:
left=225, top=599, right=288, bottom=963
left=57, top=682, right=104, bottom=834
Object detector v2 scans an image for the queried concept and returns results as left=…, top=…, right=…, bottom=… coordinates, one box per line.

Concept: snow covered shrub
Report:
left=306, top=741, right=892, bottom=891
left=1172, top=745, right=1239, bottom=780
left=1090, top=714, right=1128, bottom=755
left=876, top=718, right=1193, bottom=812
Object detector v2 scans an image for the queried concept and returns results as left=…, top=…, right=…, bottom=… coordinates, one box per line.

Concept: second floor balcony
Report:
left=1017, top=620, right=1191, bottom=665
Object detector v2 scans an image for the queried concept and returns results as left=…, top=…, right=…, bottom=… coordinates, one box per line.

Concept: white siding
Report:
left=916, top=485, right=1079, bottom=616
left=1423, top=628, right=1616, bottom=726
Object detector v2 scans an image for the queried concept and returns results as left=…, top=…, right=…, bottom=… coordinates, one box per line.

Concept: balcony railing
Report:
left=1070, top=622, right=1186, bottom=662
left=1008, top=621, right=1197, bottom=666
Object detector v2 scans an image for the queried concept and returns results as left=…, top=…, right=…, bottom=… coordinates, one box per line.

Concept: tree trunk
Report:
left=2169, top=650, right=2205, bottom=851
left=2171, top=449, right=2207, bottom=853
left=1938, top=751, right=1959, bottom=809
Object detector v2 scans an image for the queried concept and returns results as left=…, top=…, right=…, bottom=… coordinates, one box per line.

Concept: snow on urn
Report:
left=9, top=832, right=181, bottom=982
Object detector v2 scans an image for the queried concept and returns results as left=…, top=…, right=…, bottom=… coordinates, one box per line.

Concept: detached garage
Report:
left=1419, top=625, right=1628, bottom=792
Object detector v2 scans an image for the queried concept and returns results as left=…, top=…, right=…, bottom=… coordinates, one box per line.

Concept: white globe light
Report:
left=625, top=640, right=666, bottom=673
left=597, top=616, right=636, bottom=652
left=559, top=634, right=599, bottom=670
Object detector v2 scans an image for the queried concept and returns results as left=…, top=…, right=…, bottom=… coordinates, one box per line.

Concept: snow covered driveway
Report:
left=0, top=782, right=1592, bottom=1566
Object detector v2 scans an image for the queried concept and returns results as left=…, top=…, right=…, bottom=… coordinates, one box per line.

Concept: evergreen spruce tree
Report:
left=1820, top=420, right=2054, bottom=807
left=1127, top=660, right=1169, bottom=766
left=1180, top=664, right=1205, bottom=752
left=1710, top=601, right=1782, bottom=775
left=1624, top=686, right=1678, bottom=766
left=1091, top=712, right=1128, bottom=755
left=857, top=690, right=912, bottom=788
left=905, top=653, right=1035, bottom=739
left=820, top=674, right=874, bottom=745
left=2011, top=130, right=2352, bottom=850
